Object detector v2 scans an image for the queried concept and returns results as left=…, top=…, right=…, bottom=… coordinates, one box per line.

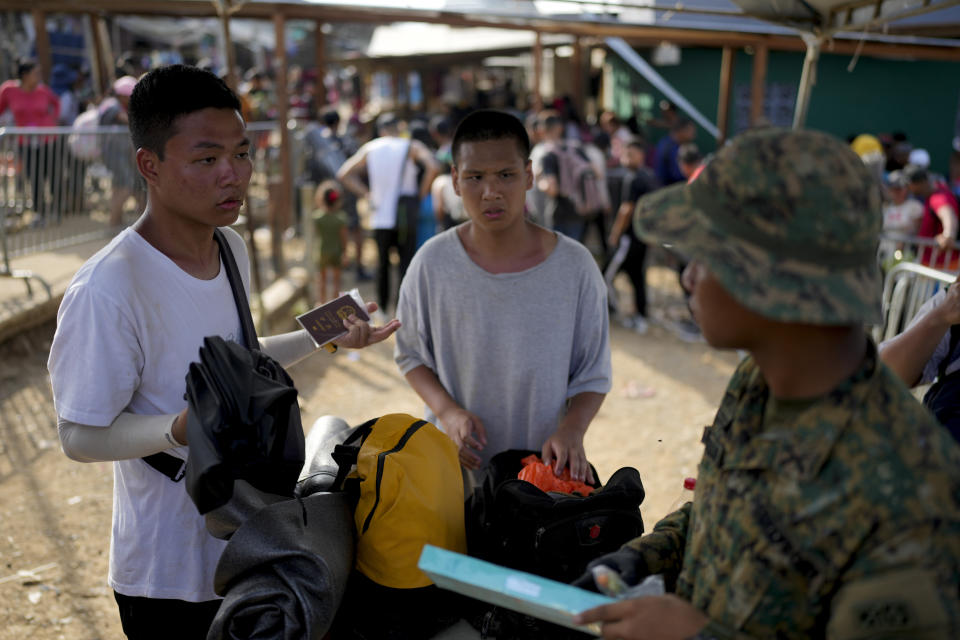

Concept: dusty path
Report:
left=0, top=266, right=738, bottom=640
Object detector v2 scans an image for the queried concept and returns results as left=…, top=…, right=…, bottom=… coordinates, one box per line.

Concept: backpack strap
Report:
left=142, top=228, right=256, bottom=482
left=330, top=418, right=377, bottom=491
left=214, top=227, right=258, bottom=351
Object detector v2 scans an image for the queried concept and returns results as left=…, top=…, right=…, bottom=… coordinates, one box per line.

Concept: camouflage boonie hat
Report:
left=634, top=128, right=882, bottom=325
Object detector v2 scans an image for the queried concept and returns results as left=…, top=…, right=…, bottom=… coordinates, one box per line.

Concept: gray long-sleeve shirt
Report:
left=394, top=228, right=612, bottom=466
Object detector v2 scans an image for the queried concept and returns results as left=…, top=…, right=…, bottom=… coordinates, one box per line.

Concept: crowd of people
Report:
left=297, top=97, right=710, bottom=343
left=32, top=58, right=960, bottom=640
left=847, top=131, right=960, bottom=269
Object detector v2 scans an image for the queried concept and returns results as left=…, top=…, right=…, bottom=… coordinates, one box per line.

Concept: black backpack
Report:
left=466, top=449, right=645, bottom=583
left=463, top=449, right=645, bottom=638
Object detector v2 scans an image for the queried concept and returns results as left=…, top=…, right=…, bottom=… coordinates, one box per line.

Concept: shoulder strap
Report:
left=141, top=229, right=256, bottom=483
left=214, top=228, right=258, bottom=351
left=330, top=417, right=377, bottom=491
left=394, top=139, right=413, bottom=203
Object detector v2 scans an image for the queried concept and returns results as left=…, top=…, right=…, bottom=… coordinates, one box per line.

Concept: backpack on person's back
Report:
left=304, top=127, right=350, bottom=183
left=68, top=106, right=102, bottom=160
left=545, top=142, right=606, bottom=216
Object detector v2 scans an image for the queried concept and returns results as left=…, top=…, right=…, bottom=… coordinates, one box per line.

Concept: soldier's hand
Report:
left=572, top=546, right=648, bottom=591
left=574, top=594, right=708, bottom=640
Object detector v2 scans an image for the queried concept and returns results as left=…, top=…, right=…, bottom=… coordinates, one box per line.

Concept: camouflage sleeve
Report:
left=824, top=524, right=960, bottom=639
left=623, top=502, right=691, bottom=579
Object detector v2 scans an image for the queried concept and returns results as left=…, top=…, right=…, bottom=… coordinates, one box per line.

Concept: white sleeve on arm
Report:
left=258, top=329, right=319, bottom=368
left=58, top=412, right=178, bottom=463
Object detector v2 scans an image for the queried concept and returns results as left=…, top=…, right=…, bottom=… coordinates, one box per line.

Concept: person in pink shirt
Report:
left=907, top=163, right=960, bottom=269
left=0, top=58, right=60, bottom=222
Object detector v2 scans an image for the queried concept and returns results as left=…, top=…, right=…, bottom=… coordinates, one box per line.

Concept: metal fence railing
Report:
left=878, top=231, right=960, bottom=273
left=0, top=121, right=305, bottom=299
left=874, top=260, right=955, bottom=344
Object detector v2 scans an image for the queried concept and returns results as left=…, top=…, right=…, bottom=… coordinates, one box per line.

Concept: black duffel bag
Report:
left=463, top=449, right=645, bottom=638
left=466, top=449, right=645, bottom=584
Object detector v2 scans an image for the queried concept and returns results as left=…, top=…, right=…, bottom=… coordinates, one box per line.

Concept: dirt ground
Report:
left=0, top=265, right=739, bottom=640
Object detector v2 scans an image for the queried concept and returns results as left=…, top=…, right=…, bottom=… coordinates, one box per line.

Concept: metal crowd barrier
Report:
left=874, top=260, right=955, bottom=343
left=0, top=121, right=304, bottom=298
left=878, top=231, right=960, bottom=273
left=0, top=124, right=142, bottom=296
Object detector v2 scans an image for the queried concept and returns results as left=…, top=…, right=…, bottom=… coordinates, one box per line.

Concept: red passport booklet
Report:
left=296, top=293, right=370, bottom=347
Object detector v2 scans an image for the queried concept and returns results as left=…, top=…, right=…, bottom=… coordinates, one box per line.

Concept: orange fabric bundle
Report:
left=517, top=454, right=595, bottom=496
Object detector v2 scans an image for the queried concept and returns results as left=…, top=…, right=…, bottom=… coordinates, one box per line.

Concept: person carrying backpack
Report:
left=47, top=66, right=400, bottom=640
left=536, top=111, right=604, bottom=243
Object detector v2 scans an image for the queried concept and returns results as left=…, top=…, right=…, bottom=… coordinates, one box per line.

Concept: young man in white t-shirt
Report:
left=47, top=65, right=399, bottom=640
left=394, top=109, right=611, bottom=483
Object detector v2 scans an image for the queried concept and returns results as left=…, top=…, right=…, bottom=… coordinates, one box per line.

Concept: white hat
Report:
left=908, top=148, right=930, bottom=169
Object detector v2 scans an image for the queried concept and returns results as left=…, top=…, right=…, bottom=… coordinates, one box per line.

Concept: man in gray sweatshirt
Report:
left=393, top=109, right=611, bottom=483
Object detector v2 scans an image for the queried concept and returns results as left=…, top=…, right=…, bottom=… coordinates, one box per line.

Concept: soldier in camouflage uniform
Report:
left=574, top=128, right=960, bottom=639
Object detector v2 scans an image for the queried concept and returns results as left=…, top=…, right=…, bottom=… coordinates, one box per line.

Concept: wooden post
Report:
left=31, top=11, right=51, bottom=84
left=750, top=44, right=768, bottom=127
left=793, top=34, right=822, bottom=130
left=314, top=22, right=326, bottom=105
left=393, top=68, right=404, bottom=113
left=97, top=16, right=115, bottom=88
left=572, top=36, right=584, bottom=118
left=532, top=31, right=543, bottom=112
left=272, top=12, right=291, bottom=275
left=87, top=13, right=107, bottom=96
left=716, top=46, right=735, bottom=145
left=219, top=10, right=238, bottom=91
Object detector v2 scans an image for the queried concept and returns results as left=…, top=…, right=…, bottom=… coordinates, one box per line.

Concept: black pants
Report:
left=605, top=235, right=648, bottom=317
left=373, top=228, right=413, bottom=311
left=114, top=591, right=220, bottom=640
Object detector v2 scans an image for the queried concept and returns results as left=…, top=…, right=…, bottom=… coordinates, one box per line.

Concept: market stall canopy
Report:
left=727, top=0, right=960, bottom=36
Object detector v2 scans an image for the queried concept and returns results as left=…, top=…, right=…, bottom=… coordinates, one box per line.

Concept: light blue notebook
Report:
left=418, top=544, right=613, bottom=636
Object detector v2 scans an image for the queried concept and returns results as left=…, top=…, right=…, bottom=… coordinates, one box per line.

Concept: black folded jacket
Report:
left=185, top=336, right=305, bottom=515
left=209, top=492, right=356, bottom=640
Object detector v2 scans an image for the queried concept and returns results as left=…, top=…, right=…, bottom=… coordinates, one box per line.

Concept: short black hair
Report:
left=625, top=136, right=646, bottom=151
left=129, top=64, right=241, bottom=160
left=671, top=116, right=694, bottom=133
left=678, top=143, right=702, bottom=166
left=321, top=107, right=340, bottom=128
left=451, top=109, right=530, bottom=166
left=430, top=115, right=451, bottom=137
left=904, top=163, right=928, bottom=184
left=16, top=57, right=37, bottom=79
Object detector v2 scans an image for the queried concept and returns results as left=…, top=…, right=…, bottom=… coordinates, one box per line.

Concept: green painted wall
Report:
left=610, top=46, right=960, bottom=175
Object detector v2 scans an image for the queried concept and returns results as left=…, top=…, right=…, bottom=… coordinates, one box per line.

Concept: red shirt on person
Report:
left=0, top=81, right=59, bottom=127
left=917, top=186, right=960, bottom=268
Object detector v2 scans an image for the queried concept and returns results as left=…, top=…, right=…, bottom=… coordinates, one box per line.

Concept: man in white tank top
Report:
left=338, top=112, right=439, bottom=312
